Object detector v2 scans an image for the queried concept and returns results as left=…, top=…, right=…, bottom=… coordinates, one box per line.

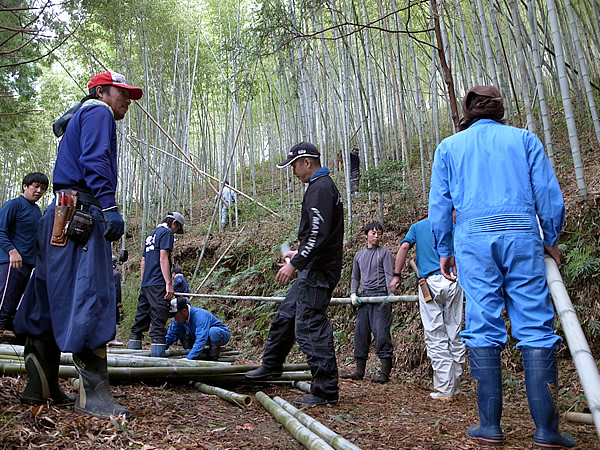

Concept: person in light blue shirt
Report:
left=428, top=85, right=572, bottom=448
left=165, top=297, right=230, bottom=360
left=390, top=217, right=465, bottom=400
left=218, top=181, right=237, bottom=230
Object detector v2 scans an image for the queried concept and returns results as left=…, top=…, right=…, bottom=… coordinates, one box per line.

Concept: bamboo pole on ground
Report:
left=0, top=361, right=310, bottom=379
left=191, top=372, right=311, bottom=383
left=0, top=346, right=231, bottom=367
left=545, top=256, right=600, bottom=438
left=564, top=412, right=594, bottom=425
left=273, top=396, right=361, bottom=450
left=176, top=293, right=418, bottom=304
left=191, top=382, right=252, bottom=408
left=255, top=391, right=334, bottom=450
left=292, top=381, right=311, bottom=394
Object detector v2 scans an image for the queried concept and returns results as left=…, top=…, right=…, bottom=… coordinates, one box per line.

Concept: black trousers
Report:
left=130, top=285, right=170, bottom=344
left=0, top=263, right=33, bottom=329
left=262, top=268, right=340, bottom=399
left=353, top=291, right=393, bottom=360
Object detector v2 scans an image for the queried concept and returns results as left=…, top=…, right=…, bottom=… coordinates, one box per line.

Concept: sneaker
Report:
left=293, top=394, right=338, bottom=405
left=107, top=339, right=124, bottom=347
left=430, top=392, right=455, bottom=401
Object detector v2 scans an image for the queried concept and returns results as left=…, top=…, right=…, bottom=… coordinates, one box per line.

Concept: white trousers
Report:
left=419, top=274, right=466, bottom=396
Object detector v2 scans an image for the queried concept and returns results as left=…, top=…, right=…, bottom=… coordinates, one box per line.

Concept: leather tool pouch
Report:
left=50, top=191, right=77, bottom=247
left=418, top=278, right=433, bottom=302
left=66, top=209, right=94, bottom=245
left=51, top=205, right=75, bottom=246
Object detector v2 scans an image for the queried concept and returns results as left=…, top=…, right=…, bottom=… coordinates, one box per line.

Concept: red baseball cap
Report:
left=88, top=71, right=143, bottom=100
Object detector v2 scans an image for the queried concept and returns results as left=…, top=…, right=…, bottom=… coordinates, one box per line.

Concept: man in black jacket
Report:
left=246, top=142, right=344, bottom=405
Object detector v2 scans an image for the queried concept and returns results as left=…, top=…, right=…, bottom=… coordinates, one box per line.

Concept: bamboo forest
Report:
left=1, top=0, right=599, bottom=448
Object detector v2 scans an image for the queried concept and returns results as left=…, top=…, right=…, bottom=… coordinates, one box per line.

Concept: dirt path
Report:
left=1, top=364, right=598, bottom=449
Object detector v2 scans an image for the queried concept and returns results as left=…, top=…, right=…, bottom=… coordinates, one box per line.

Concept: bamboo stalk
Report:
left=292, top=381, right=312, bottom=394
left=192, top=382, right=252, bottom=408
left=564, top=412, right=594, bottom=425
left=1, top=361, right=309, bottom=379
left=198, top=225, right=246, bottom=290
left=545, top=256, right=600, bottom=438
left=190, top=372, right=312, bottom=383
left=0, top=346, right=231, bottom=367
left=134, top=101, right=280, bottom=218
left=273, top=396, right=361, bottom=450
left=175, top=293, right=418, bottom=304
left=255, top=391, right=334, bottom=450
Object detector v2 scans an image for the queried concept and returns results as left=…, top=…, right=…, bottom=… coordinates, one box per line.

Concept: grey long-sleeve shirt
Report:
left=350, top=247, right=394, bottom=294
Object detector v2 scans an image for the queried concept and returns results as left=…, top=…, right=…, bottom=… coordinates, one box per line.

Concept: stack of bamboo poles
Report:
left=256, top=392, right=362, bottom=450
left=0, top=344, right=312, bottom=410
left=0, top=344, right=310, bottom=384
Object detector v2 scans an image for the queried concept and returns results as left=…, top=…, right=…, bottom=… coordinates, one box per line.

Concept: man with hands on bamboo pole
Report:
left=245, top=141, right=344, bottom=406
left=165, top=297, right=230, bottom=361
left=128, top=212, right=185, bottom=357
left=342, top=222, right=394, bottom=384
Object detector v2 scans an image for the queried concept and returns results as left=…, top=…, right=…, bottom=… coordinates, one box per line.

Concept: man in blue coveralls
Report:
left=165, top=297, right=230, bottom=360
left=429, top=85, right=573, bottom=447
left=0, top=172, right=48, bottom=331
left=14, top=71, right=143, bottom=417
left=128, top=212, right=184, bottom=357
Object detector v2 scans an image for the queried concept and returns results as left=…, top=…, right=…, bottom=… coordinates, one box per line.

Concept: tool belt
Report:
left=50, top=189, right=98, bottom=247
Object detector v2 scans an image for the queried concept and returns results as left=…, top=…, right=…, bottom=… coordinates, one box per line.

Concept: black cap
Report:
left=277, top=142, right=320, bottom=168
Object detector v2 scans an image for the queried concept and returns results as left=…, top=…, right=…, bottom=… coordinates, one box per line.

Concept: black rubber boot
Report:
left=341, top=358, right=366, bottom=380
left=522, top=346, right=575, bottom=448
left=208, top=342, right=221, bottom=361
left=73, top=347, right=129, bottom=418
left=467, top=347, right=504, bottom=444
left=370, top=358, right=392, bottom=384
left=21, top=336, right=75, bottom=405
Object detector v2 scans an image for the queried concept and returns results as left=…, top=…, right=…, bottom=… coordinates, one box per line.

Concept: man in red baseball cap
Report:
left=88, top=71, right=143, bottom=101
left=15, top=70, right=143, bottom=419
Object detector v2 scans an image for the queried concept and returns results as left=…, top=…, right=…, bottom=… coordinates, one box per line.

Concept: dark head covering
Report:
left=458, top=85, right=504, bottom=131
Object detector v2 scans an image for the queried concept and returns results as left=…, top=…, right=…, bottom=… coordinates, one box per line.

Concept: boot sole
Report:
left=469, top=436, right=505, bottom=445
left=74, top=405, right=131, bottom=419
left=245, top=372, right=282, bottom=380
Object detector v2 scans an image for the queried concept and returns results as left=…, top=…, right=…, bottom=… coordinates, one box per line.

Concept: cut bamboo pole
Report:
left=273, top=396, right=361, bottom=450
left=176, top=293, right=418, bottom=304
left=545, top=256, right=600, bottom=439
left=564, top=412, right=593, bottom=425
left=255, top=391, right=334, bottom=450
left=191, top=372, right=312, bottom=383
left=192, top=382, right=252, bottom=408
left=0, top=361, right=310, bottom=380
left=292, top=381, right=311, bottom=394
left=0, top=346, right=230, bottom=367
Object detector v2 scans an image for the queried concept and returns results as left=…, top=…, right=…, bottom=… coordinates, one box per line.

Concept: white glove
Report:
left=351, top=293, right=362, bottom=307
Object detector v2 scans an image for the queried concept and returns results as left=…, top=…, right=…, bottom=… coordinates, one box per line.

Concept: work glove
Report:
left=351, top=293, right=362, bottom=307
left=103, top=207, right=124, bottom=242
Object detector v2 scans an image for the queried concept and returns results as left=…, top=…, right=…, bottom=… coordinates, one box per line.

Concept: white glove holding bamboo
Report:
left=351, top=293, right=362, bottom=307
